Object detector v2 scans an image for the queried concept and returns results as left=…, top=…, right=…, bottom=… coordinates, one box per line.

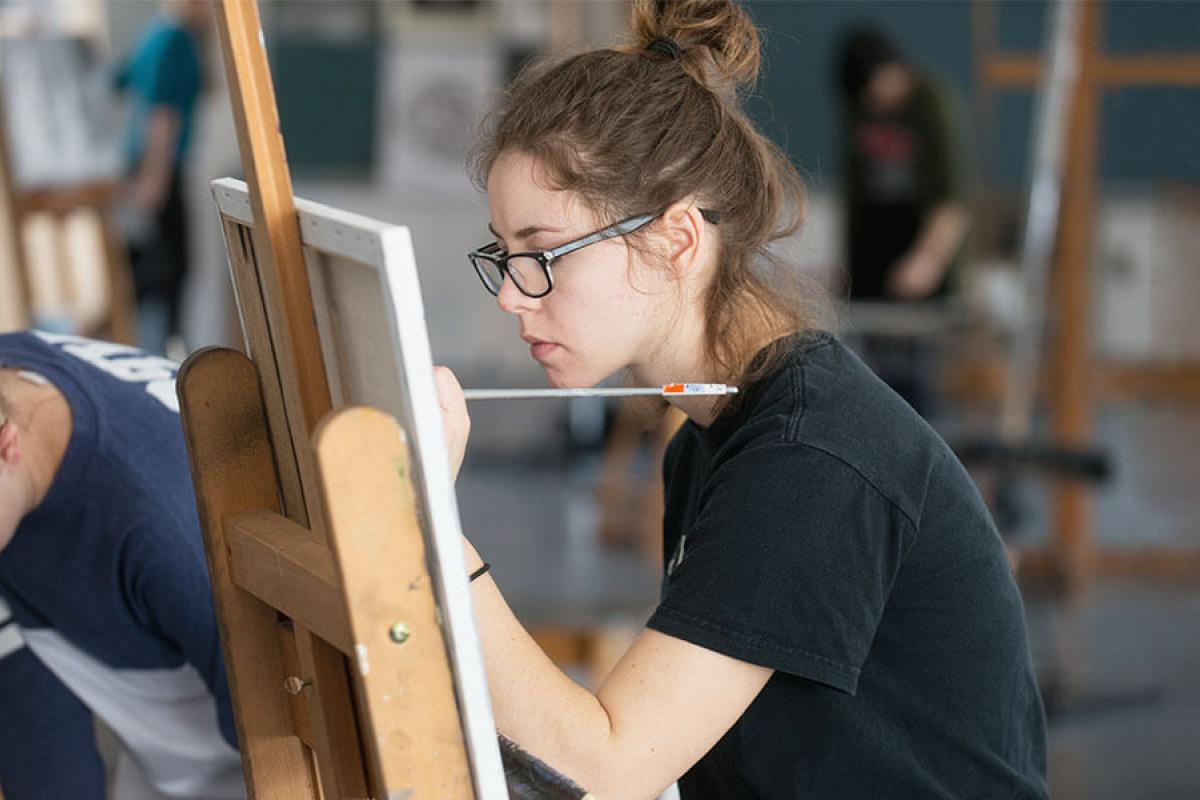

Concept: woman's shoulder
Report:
left=733, top=331, right=958, bottom=523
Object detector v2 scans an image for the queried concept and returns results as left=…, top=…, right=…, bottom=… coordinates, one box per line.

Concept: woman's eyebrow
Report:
left=487, top=222, right=564, bottom=241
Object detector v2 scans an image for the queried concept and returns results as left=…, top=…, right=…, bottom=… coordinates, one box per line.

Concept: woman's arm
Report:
left=435, top=367, right=772, bottom=798
left=466, top=540, right=772, bottom=800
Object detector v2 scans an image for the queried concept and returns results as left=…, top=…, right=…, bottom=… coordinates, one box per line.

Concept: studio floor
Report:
left=459, top=402, right=1200, bottom=800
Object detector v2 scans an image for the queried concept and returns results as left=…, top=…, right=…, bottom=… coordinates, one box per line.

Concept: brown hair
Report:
left=471, top=0, right=828, bottom=400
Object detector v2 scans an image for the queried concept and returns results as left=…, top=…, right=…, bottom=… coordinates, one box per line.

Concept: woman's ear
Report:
left=659, top=200, right=709, bottom=279
left=0, top=420, right=20, bottom=470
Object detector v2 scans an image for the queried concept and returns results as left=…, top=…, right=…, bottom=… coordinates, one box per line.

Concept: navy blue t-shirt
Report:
left=0, top=331, right=243, bottom=799
left=648, top=332, right=1047, bottom=798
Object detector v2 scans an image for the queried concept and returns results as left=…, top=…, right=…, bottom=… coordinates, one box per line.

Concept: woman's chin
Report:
left=542, top=365, right=603, bottom=390
left=544, top=372, right=582, bottom=389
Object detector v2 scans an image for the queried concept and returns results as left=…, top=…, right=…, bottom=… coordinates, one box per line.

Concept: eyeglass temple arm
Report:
left=547, top=214, right=659, bottom=260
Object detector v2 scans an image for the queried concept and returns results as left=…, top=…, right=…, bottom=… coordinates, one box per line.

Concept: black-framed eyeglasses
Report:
left=468, top=208, right=720, bottom=298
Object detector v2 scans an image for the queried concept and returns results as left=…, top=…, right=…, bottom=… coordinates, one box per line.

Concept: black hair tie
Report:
left=647, top=37, right=683, bottom=60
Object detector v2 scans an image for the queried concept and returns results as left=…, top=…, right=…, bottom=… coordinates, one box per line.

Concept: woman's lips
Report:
left=530, top=342, right=559, bottom=361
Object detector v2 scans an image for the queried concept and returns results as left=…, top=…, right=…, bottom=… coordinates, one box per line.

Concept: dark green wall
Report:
left=745, top=0, right=1200, bottom=187
left=265, top=1, right=1200, bottom=186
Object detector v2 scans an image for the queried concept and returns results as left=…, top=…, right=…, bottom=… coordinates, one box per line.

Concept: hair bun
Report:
left=630, top=0, right=761, bottom=95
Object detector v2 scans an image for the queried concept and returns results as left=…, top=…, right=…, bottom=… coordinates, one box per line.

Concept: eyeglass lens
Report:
left=472, top=254, right=550, bottom=297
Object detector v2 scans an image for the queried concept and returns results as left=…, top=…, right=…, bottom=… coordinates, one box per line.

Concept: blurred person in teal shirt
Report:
left=116, top=0, right=209, bottom=356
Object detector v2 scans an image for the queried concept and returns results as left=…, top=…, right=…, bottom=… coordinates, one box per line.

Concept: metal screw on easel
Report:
left=388, top=622, right=411, bottom=644
left=283, top=676, right=312, bottom=695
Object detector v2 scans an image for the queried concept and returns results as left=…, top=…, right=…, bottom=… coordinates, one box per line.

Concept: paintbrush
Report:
left=463, top=383, right=738, bottom=401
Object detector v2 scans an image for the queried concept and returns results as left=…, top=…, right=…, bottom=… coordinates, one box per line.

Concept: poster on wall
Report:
left=377, top=45, right=501, bottom=203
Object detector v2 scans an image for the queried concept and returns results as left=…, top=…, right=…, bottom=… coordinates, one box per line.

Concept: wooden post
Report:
left=176, top=348, right=319, bottom=799
left=1049, top=1, right=1100, bottom=587
left=98, top=213, right=137, bottom=344
left=0, top=86, right=31, bottom=331
left=212, top=0, right=332, bottom=532
left=971, top=1, right=1200, bottom=586
left=314, top=407, right=475, bottom=796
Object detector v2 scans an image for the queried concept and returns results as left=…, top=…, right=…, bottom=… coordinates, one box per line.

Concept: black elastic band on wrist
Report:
left=469, top=562, right=491, bottom=582
left=647, top=37, right=683, bottom=61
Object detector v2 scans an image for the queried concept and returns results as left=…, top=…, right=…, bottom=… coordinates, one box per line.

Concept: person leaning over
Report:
left=0, top=330, right=242, bottom=800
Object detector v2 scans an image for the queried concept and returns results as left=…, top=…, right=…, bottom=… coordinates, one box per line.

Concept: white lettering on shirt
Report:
left=33, top=331, right=179, bottom=414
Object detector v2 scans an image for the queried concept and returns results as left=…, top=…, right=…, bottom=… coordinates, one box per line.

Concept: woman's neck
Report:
left=629, top=307, right=726, bottom=428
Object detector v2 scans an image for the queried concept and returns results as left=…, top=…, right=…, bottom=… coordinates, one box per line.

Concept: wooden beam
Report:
left=14, top=181, right=119, bottom=217
left=176, top=346, right=317, bottom=799
left=944, top=355, right=1200, bottom=407
left=1048, top=0, right=1100, bottom=586
left=96, top=213, right=137, bottom=345
left=1020, top=546, right=1200, bottom=587
left=1098, top=361, right=1200, bottom=404
left=980, top=54, right=1200, bottom=89
left=1096, top=55, right=1200, bottom=87
left=294, top=627, right=371, bottom=798
left=1092, top=548, right=1200, bottom=583
left=981, top=54, right=1044, bottom=87
left=226, top=511, right=352, bottom=655
left=314, top=407, right=474, bottom=798
left=213, top=0, right=332, bottom=533
left=275, top=622, right=316, bottom=751
left=0, top=83, right=31, bottom=331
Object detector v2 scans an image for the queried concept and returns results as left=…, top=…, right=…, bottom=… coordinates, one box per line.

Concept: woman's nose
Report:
left=496, top=273, right=536, bottom=314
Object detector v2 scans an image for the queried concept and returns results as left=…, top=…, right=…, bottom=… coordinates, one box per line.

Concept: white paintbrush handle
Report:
left=463, top=385, right=738, bottom=401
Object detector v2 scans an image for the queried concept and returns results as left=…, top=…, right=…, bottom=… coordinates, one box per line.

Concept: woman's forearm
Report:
left=462, top=541, right=619, bottom=791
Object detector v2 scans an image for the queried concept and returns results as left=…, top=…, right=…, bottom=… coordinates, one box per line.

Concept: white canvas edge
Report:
left=212, top=178, right=390, bottom=266
left=376, top=225, right=508, bottom=799
left=209, top=186, right=254, bottom=356
left=209, top=178, right=508, bottom=798
left=212, top=178, right=254, bottom=224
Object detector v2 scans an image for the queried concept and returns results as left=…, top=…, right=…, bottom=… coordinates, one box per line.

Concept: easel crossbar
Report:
left=227, top=512, right=352, bottom=655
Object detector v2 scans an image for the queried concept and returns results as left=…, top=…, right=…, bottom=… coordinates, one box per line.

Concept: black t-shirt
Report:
left=646, top=332, right=1046, bottom=799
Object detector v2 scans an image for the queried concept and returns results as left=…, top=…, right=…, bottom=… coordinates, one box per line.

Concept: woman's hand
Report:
left=433, top=366, right=470, bottom=481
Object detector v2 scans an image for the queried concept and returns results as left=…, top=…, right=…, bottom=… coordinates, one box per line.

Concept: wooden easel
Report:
left=0, top=89, right=29, bottom=332
left=0, top=82, right=135, bottom=341
left=13, top=180, right=135, bottom=342
left=176, top=1, right=509, bottom=796
left=969, top=0, right=1200, bottom=588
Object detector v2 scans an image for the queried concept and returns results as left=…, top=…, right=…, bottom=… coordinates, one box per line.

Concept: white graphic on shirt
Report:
left=23, top=629, right=244, bottom=800
left=33, top=331, right=179, bottom=413
left=0, top=623, right=22, bottom=661
left=16, top=370, right=50, bottom=386
left=0, top=596, right=24, bottom=661
left=666, top=534, right=687, bottom=578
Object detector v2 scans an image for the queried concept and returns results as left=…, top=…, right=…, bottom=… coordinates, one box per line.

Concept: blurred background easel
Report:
left=0, top=1, right=135, bottom=341
left=970, top=0, right=1200, bottom=590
